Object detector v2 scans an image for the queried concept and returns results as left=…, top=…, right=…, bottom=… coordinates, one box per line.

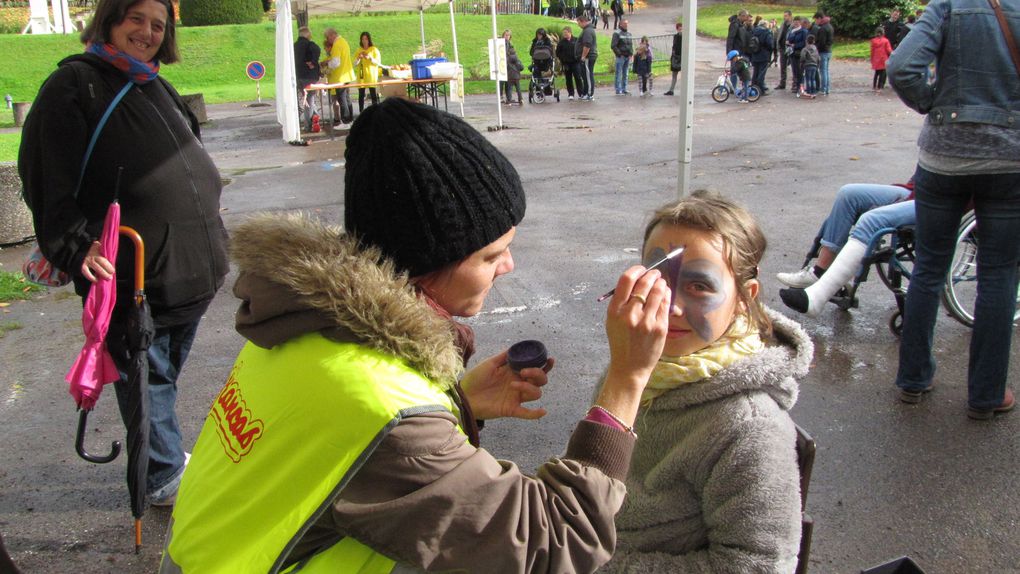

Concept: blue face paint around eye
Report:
left=676, top=259, right=729, bottom=342
left=644, top=246, right=730, bottom=343
left=643, top=244, right=686, bottom=309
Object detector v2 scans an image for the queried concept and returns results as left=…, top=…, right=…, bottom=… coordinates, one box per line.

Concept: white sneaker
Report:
left=568, top=95, right=574, bottom=100
left=776, top=266, right=820, bottom=288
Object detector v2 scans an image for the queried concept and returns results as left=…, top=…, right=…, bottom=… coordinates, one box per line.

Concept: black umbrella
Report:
left=117, top=226, right=152, bottom=554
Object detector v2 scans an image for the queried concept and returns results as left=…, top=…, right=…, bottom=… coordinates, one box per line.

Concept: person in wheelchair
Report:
left=777, top=179, right=914, bottom=316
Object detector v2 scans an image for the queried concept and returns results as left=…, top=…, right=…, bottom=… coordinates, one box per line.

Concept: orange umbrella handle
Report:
left=118, top=226, right=145, bottom=304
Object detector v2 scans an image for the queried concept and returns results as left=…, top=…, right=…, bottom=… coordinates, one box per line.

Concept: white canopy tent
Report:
left=275, top=0, right=468, bottom=142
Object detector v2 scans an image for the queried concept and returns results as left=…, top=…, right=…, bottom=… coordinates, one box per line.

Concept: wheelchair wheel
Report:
left=889, top=311, right=903, bottom=337
left=747, top=85, right=761, bottom=102
left=938, top=211, right=1020, bottom=328
left=875, top=228, right=915, bottom=294
left=940, top=212, right=978, bottom=327
left=711, top=85, right=730, bottom=103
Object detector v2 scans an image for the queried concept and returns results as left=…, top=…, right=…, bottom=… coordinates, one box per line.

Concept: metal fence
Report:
left=452, top=0, right=539, bottom=15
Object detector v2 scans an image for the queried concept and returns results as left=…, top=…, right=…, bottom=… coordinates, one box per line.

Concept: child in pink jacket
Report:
left=871, top=27, right=893, bottom=92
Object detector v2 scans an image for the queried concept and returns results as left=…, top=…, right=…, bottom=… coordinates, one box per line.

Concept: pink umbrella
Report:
left=66, top=201, right=120, bottom=410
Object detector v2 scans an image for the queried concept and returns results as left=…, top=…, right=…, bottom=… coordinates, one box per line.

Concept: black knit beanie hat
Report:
left=344, top=98, right=526, bottom=277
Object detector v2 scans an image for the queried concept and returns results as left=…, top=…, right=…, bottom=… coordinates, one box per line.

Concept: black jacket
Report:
left=672, top=32, right=683, bottom=57
left=811, top=21, right=834, bottom=53
left=19, top=54, right=228, bottom=326
left=557, top=36, right=578, bottom=65
left=751, top=26, right=774, bottom=63
left=727, top=17, right=752, bottom=55
left=883, top=18, right=909, bottom=48
left=294, top=36, right=322, bottom=86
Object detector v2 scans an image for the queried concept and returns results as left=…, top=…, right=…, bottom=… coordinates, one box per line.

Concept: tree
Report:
left=179, top=0, right=263, bottom=26
left=816, top=0, right=919, bottom=40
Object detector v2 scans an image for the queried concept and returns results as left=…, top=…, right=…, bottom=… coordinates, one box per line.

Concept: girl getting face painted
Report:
left=643, top=224, right=745, bottom=357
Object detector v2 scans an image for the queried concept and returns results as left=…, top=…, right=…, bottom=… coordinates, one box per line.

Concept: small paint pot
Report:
left=507, top=340, right=548, bottom=372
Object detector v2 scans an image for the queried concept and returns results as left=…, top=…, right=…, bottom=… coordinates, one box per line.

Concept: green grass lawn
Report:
left=0, top=5, right=871, bottom=162
left=0, top=11, right=585, bottom=160
left=0, top=269, right=41, bottom=302
left=694, top=4, right=870, bottom=59
left=0, top=12, right=580, bottom=104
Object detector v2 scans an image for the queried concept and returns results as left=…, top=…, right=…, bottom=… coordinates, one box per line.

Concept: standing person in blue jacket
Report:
left=750, top=18, right=774, bottom=95
left=785, top=16, right=808, bottom=94
left=888, top=0, right=1020, bottom=419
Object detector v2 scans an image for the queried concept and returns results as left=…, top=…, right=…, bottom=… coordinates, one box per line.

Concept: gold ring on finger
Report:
left=630, top=294, right=647, bottom=305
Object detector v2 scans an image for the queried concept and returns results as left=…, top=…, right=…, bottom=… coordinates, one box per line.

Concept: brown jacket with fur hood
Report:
left=230, top=214, right=635, bottom=573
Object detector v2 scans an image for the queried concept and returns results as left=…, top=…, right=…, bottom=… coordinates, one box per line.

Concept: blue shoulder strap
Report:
left=74, top=80, right=133, bottom=197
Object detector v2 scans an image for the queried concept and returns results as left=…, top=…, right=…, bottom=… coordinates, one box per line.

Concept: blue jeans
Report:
left=895, top=168, right=1020, bottom=409
left=109, top=317, right=200, bottom=494
left=819, top=51, right=831, bottom=93
left=614, top=56, right=630, bottom=93
left=849, top=200, right=916, bottom=245
left=804, top=65, right=818, bottom=94
left=819, top=183, right=913, bottom=252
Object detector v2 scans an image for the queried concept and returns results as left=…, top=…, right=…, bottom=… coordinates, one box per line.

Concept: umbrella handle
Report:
left=75, top=409, right=122, bottom=464
left=118, top=226, right=145, bottom=304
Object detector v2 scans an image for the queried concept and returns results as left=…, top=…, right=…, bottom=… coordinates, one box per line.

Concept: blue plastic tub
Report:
left=410, top=57, right=448, bottom=80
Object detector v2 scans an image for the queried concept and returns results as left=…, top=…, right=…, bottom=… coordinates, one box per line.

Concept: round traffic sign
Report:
left=246, top=61, right=266, bottom=81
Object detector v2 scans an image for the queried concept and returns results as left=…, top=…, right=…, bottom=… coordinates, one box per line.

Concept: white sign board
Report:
left=488, top=38, right=507, bottom=81
left=450, top=65, right=465, bottom=103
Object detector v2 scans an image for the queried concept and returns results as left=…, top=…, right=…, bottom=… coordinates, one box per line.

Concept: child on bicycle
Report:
left=727, top=50, right=752, bottom=103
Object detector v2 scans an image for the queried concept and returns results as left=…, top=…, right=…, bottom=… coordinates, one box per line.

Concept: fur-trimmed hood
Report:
left=642, top=307, right=813, bottom=413
left=230, top=213, right=464, bottom=389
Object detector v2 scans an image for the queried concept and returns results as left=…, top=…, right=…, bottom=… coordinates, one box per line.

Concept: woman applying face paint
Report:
left=599, top=190, right=815, bottom=573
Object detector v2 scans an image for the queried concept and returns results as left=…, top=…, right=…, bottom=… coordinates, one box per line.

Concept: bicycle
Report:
left=711, top=67, right=760, bottom=103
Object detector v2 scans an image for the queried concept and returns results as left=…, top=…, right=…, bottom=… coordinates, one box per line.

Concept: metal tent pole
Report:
left=676, top=0, right=697, bottom=197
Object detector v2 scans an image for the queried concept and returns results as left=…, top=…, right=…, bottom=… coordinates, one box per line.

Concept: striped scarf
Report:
left=87, top=42, right=160, bottom=84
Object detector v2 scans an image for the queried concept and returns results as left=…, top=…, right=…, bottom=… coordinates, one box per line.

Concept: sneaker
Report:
left=623, top=91, right=631, bottom=95
left=738, top=99, right=749, bottom=103
left=568, top=95, right=575, bottom=100
left=663, top=91, right=674, bottom=96
left=967, top=388, right=1015, bottom=420
left=900, top=385, right=934, bottom=404
left=776, top=267, right=820, bottom=288
left=148, top=452, right=191, bottom=507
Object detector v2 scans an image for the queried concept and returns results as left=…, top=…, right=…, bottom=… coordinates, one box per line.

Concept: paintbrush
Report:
left=596, top=246, right=685, bottom=302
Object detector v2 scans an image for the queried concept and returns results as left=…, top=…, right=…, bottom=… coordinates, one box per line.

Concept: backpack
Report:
left=748, top=35, right=761, bottom=54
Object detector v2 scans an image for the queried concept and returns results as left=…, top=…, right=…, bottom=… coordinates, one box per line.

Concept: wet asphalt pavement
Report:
left=1, top=8, right=1019, bottom=572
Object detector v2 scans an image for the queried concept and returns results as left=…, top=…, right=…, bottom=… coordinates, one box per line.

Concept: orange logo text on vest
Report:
left=212, top=369, right=265, bottom=463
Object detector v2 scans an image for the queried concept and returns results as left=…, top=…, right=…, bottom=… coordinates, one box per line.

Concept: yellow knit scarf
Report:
left=641, top=316, right=765, bottom=406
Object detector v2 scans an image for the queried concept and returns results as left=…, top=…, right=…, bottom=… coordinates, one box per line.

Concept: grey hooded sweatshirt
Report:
left=600, top=309, right=813, bottom=573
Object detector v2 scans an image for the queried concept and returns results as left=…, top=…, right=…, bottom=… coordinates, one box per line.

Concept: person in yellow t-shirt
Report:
left=354, top=31, right=381, bottom=113
left=322, top=28, right=355, bottom=124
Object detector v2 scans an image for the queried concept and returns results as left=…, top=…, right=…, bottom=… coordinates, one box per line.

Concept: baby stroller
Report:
left=528, top=44, right=560, bottom=103
left=802, top=210, right=1020, bottom=335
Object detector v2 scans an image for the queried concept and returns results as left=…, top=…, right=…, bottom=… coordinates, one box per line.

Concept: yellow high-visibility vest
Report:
left=161, top=332, right=462, bottom=573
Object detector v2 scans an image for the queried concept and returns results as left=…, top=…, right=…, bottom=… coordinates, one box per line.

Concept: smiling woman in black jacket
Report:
left=18, top=0, right=228, bottom=507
